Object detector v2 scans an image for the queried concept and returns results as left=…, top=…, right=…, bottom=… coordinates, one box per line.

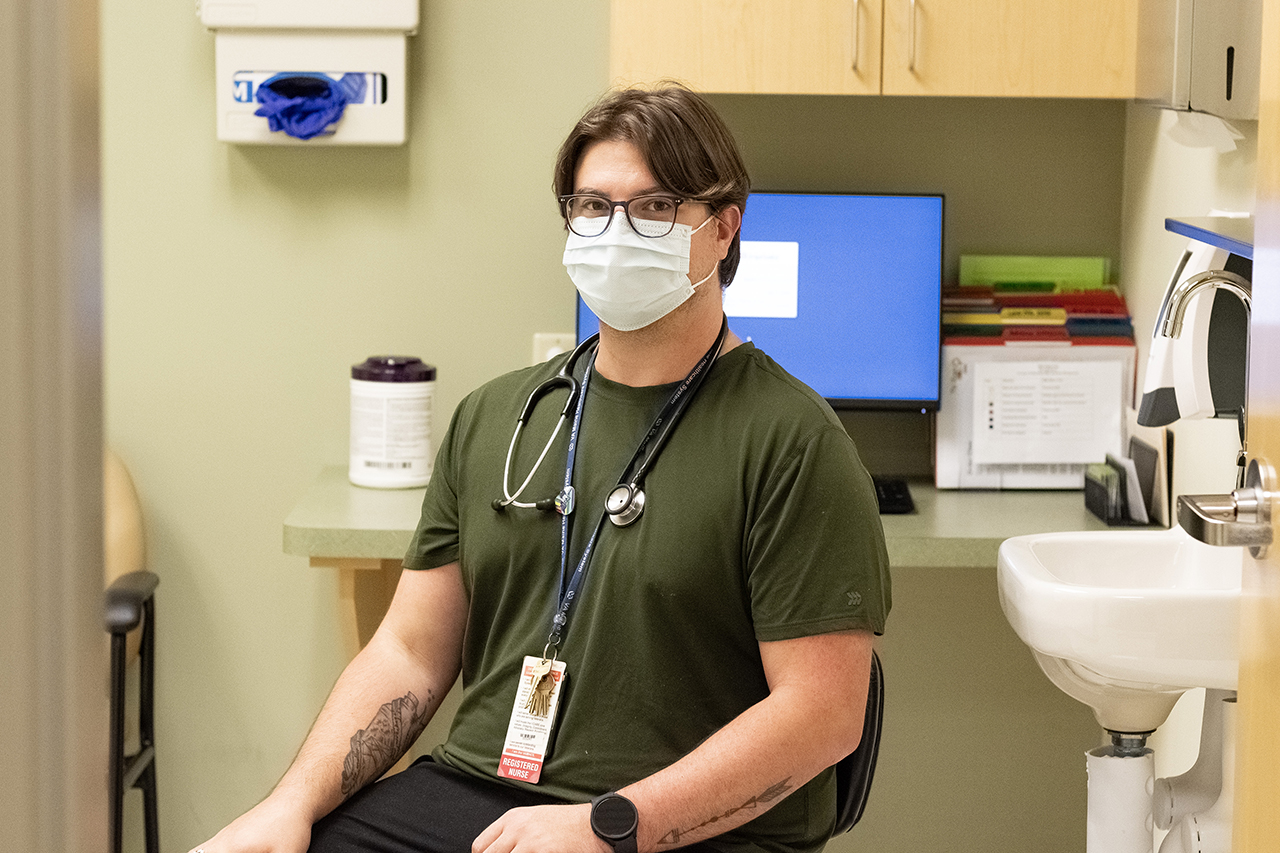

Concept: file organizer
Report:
left=936, top=334, right=1137, bottom=490
left=199, top=0, right=417, bottom=145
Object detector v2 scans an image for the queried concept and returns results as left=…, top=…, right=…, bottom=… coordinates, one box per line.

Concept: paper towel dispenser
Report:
left=1136, top=0, right=1262, bottom=120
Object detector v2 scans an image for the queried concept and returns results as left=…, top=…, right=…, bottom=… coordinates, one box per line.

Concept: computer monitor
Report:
left=576, top=191, right=945, bottom=410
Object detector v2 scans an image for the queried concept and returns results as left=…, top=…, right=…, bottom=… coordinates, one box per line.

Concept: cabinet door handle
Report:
left=851, top=0, right=859, bottom=71
left=908, top=0, right=918, bottom=72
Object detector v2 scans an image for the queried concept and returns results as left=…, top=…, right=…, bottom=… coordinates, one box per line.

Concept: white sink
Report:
left=997, top=525, right=1242, bottom=732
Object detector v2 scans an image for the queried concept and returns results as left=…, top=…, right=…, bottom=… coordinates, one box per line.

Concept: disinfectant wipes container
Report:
left=349, top=356, right=435, bottom=488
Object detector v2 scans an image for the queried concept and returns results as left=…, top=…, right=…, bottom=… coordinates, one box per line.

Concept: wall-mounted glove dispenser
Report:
left=199, top=0, right=417, bottom=145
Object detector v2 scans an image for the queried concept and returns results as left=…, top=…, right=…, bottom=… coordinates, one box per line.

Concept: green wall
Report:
left=102, top=2, right=611, bottom=847
left=102, top=2, right=1132, bottom=849
left=711, top=94, right=1128, bottom=282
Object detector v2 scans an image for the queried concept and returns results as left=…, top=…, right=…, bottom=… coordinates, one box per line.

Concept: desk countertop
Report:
left=284, top=466, right=1112, bottom=569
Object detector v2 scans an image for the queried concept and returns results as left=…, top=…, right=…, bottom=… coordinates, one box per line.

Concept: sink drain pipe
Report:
left=1153, top=690, right=1228, bottom=837
left=1156, top=694, right=1236, bottom=853
left=1087, top=732, right=1156, bottom=853
left=1086, top=692, right=1238, bottom=853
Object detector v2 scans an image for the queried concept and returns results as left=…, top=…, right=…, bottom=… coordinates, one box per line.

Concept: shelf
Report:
left=283, top=467, right=1111, bottom=570
left=283, top=466, right=425, bottom=559
left=1165, top=216, right=1254, bottom=259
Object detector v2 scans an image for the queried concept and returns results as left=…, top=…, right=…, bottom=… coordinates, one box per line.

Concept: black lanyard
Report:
left=544, top=317, right=728, bottom=655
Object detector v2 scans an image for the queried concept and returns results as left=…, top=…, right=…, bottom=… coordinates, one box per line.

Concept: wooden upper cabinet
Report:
left=881, top=0, right=1138, bottom=97
left=609, top=0, right=883, bottom=95
left=610, top=0, right=1138, bottom=99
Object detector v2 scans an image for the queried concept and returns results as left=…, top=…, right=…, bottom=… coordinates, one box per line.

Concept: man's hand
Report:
left=187, top=797, right=312, bottom=853
left=472, top=803, right=608, bottom=853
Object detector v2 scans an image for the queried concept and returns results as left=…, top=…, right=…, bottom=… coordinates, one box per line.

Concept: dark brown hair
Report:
left=553, top=82, right=751, bottom=287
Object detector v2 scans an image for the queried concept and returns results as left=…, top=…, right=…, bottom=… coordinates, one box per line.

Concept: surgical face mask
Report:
left=563, top=211, right=717, bottom=332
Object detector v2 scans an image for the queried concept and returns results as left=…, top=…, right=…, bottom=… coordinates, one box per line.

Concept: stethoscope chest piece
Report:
left=605, top=484, right=645, bottom=527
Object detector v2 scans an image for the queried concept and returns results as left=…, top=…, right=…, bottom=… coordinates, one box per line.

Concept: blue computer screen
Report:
left=577, top=192, right=944, bottom=409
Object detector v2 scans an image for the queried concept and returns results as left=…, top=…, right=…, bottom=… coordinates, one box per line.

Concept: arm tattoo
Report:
left=340, top=690, right=432, bottom=797
left=657, top=778, right=794, bottom=846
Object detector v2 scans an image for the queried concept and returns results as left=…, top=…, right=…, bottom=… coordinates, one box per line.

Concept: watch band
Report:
left=590, top=791, right=639, bottom=853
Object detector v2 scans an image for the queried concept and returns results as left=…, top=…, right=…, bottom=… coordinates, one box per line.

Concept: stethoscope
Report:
left=493, top=317, right=728, bottom=527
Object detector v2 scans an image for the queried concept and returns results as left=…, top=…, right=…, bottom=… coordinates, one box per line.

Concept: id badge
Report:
left=496, top=655, right=568, bottom=784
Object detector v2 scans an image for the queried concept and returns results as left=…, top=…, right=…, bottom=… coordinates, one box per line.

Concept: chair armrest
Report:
left=104, top=570, right=159, bottom=634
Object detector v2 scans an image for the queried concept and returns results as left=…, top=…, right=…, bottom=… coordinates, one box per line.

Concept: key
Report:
left=524, top=659, right=554, bottom=717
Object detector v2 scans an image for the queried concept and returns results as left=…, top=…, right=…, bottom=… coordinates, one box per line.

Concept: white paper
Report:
left=724, top=240, right=799, bottom=319
left=1108, top=453, right=1149, bottom=524
left=971, top=361, right=1124, bottom=466
left=1166, top=111, right=1245, bottom=153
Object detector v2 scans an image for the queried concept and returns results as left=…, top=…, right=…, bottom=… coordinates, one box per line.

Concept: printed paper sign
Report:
left=970, top=360, right=1123, bottom=465
left=724, top=241, right=799, bottom=319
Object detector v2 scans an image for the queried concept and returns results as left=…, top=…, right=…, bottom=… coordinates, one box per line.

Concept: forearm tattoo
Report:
left=340, top=690, right=432, bottom=797
left=657, top=778, right=794, bottom=846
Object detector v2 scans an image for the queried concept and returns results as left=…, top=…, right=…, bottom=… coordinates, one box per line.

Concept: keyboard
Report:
left=873, top=478, right=915, bottom=515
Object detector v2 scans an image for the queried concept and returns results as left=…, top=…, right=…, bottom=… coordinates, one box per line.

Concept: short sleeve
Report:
left=744, top=423, right=891, bottom=641
left=402, top=394, right=466, bottom=570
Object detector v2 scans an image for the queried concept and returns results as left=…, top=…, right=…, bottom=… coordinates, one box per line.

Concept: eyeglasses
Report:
left=558, top=194, right=708, bottom=239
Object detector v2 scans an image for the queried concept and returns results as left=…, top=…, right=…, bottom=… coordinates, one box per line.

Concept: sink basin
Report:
left=998, top=525, right=1242, bottom=731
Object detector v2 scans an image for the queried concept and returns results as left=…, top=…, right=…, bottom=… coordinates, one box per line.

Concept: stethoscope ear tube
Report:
left=494, top=319, right=724, bottom=526
left=602, top=316, right=727, bottom=525
left=492, top=494, right=563, bottom=513
left=495, top=335, right=599, bottom=513
left=517, top=373, right=578, bottom=424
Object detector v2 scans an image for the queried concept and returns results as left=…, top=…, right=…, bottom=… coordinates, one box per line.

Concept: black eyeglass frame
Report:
left=557, top=193, right=714, bottom=239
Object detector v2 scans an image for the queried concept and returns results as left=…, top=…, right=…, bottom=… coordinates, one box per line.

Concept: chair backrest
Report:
left=832, top=649, right=885, bottom=835
left=105, top=449, right=147, bottom=659
left=104, top=449, right=161, bottom=853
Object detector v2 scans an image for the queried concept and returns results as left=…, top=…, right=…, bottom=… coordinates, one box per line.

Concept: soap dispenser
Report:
left=1136, top=239, right=1250, bottom=429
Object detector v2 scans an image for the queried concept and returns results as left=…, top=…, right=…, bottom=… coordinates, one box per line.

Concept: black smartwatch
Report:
left=590, top=791, right=639, bottom=853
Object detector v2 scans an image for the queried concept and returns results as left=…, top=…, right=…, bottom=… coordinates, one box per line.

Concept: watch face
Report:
left=594, top=794, right=638, bottom=838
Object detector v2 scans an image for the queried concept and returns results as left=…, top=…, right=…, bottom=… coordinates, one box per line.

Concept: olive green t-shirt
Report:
left=404, top=342, right=890, bottom=853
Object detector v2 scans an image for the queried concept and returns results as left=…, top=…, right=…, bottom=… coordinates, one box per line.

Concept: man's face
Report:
left=572, top=138, right=730, bottom=289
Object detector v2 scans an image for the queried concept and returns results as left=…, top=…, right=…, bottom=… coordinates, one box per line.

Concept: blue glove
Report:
left=254, top=73, right=368, bottom=140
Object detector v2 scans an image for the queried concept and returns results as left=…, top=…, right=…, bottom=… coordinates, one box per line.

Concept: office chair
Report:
left=104, top=449, right=160, bottom=853
left=831, top=650, right=885, bottom=835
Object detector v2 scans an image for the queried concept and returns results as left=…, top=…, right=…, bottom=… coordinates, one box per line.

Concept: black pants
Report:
left=309, top=758, right=723, bottom=853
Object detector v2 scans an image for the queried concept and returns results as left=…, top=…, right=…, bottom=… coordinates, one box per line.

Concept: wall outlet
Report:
left=532, top=333, right=576, bottom=365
